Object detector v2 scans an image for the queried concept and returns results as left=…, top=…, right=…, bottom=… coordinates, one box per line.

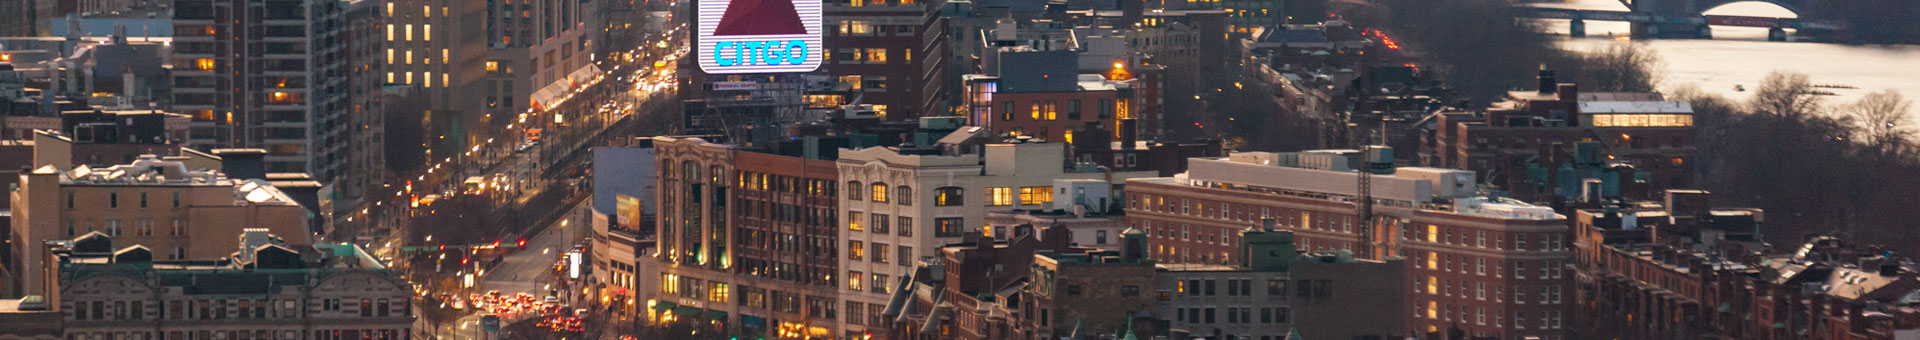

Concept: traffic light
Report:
left=462, top=257, right=470, bottom=265
left=518, top=239, right=528, bottom=248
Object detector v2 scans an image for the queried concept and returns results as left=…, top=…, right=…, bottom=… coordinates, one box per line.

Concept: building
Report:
left=1126, top=148, right=1575, bottom=339
left=0, top=232, right=413, bottom=340
left=589, top=142, right=657, bottom=327
left=646, top=135, right=845, bottom=339
left=1289, top=248, right=1409, bottom=340
left=984, top=179, right=1129, bottom=252
left=380, top=0, right=487, bottom=150
left=836, top=136, right=1156, bottom=337
left=480, top=0, right=602, bottom=150
left=1067, top=120, right=1221, bottom=177
left=1429, top=71, right=1697, bottom=204
left=1153, top=236, right=1295, bottom=339
left=170, top=0, right=353, bottom=178
left=338, top=0, right=387, bottom=222
left=883, top=225, right=1094, bottom=340
left=822, top=0, right=950, bottom=119
left=1025, top=231, right=1156, bottom=339
left=6, top=155, right=313, bottom=298
left=962, top=47, right=1146, bottom=144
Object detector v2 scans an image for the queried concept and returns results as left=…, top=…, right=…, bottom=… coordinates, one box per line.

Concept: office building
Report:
left=380, top=0, right=487, bottom=150
left=822, top=0, right=949, bottom=119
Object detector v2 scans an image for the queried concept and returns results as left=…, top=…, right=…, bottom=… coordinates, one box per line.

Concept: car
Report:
left=544, top=295, right=559, bottom=305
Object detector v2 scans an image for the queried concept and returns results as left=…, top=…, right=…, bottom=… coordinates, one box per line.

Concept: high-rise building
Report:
left=170, top=0, right=353, bottom=178
left=1125, top=149, right=1575, bottom=339
left=341, top=0, right=387, bottom=218
left=480, top=0, right=602, bottom=138
left=380, top=0, right=487, bottom=151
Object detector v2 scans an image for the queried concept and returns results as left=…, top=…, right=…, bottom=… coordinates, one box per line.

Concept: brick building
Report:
left=822, top=0, right=950, bottom=119
left=645, top=135, right=845, bottom=339
left=0, top=232, right=413, bottom=340
left=1068, top=120, right=1222, bottom=177
left=1428, top=70, right=1696, bottom=204
left=1125, top=149, right=1574, bottom=339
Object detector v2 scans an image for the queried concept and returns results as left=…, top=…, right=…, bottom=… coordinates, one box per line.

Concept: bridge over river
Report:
left=1519, top=0, right=1848, bottom=41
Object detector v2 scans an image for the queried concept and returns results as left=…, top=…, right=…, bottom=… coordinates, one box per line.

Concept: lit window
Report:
left=386, top=24, right=393, bottom=41
left=425, top=72, right=433, bottom=88
left=486, top=61, right=499, bottom=72
left=386, top=72, right=394, bottom=83
left=870, top=183, right=888, bottom=202
left=405, top=24, right=412, bottom=41
left=405, top=50, right=413, bottom=64
left=1019, top=186, right=1052, bottom=205
left=386, top=49, right=394, bottom=64
left=385, top=3, right=392, bottom=16
left=195, top=59, right=215, bottom=71
left=422, top=5, right=430, bottom=17
left=989, top=187, right=1013, bottom=206
left=424, top=24, right=432, bottom=41
left=404, top=72, right=413, bottom=84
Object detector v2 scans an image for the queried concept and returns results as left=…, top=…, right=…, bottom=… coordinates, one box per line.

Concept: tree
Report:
left=1844, top=89, right=1915, bottom=156
left=1749, top=71, right=1822, bottom=119
left=1579, top=43, right=1660, bottom=93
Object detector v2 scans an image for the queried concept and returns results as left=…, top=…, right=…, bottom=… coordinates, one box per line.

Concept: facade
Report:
left=480, top=0, right=601, bottom=133
left=1067, top=120, right=1222, bottom=177
left=835, top=138, right=1156, bottom=337
left=342, top=0, right=387, bottom=213
left=380, top=0, right=487, bottom=147
left=1125, top=149, right=1575, bottom=339
left=1429, top=72, right=1696, bottom=204
left=8, top=156, right=313, bottom=298
left=170, top=0, right=353, bottom=178
left=822, top=0, right=949, bottom=119
left=1026, top=235, right=1156, bottom=339
left=0, top=233, right=413, bottom=340
left=646, top=136, right=845, bottom=339
left=885, top=226, right=1092, bottom=340
left=983, top=179, right=1128, bottom=252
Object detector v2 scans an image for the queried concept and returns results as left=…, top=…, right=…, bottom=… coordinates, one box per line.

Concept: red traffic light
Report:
left=517, top=239, right=527, bottom=247
left=462, top=257, right=470, bottom=265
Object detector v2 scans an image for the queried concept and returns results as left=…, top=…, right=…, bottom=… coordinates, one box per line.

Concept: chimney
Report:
left=1557, top=83, right=1579, bottom=103
left=1537, top=69, right=1557, bottom=95
left=1119, top=119, right=1138, bottom=150
left=1261, top=216, right=1277, bottom=232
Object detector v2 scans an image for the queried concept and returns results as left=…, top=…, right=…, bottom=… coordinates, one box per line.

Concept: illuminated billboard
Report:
left=698, top=0, right=822, bottom=73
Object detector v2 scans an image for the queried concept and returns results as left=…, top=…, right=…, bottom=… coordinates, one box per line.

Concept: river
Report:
left=1528, top=0, right=1920, bottom=117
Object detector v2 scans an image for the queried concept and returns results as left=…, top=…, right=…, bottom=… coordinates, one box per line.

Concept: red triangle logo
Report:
left=713, top=0, right=807, bottom=36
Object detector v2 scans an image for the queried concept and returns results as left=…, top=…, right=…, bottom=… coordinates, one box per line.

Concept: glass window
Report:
left=870, top=183, right=888, bottom=202
left=935, top=187, right=963, bottom=206
left=989, top=187, right=1013, bottom=206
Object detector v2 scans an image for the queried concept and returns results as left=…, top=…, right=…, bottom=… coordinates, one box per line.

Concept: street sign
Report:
left=697, top=0, right=821, bottom=73
left=482, top=315, right=501, bottom=332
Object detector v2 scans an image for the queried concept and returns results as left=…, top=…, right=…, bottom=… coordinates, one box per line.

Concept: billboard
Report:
left=616, top=194, right=642, bottom=228
left=698, top=0, right=822, bottom=73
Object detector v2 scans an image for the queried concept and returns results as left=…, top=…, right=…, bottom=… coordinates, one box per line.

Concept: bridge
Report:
left=1518, top=0, right=1849, bottom=41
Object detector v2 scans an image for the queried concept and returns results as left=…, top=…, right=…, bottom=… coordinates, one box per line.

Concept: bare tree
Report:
left=1750, top=71, right=1822, bottom=119
left=1580, top=43, right=1661, bottom=93
left=1845, top=89, right=1915, bottom=155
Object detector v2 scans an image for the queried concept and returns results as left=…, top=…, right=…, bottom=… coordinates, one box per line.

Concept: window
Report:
left=870, top=183, right=888, bottom=202
left=848, top=241, right=864, bottom=260
left=988, top=187, right=1013, bottom=206
left=171, top=219, right=185, bottom=236
left=935, top=187, right=963, bottom=206
left=1268, top=280, right=1286, bottom=296
left=106, top=220, right=122, bottom=236
left=847, top=181, right=862, bottom=200
left=871, top=214, right=890, bottom=234
left=1515, top=261, right=1527, bottom=279
left=848, top=211, right=864, bottom=231
left=873, top=243, right=889, bottom=264
left=873, top=274, right=890, bottom=294
left=709, top=282, right=729, bottom=303
left=1096, top=230, right=1108, bottom=244
left=110, top=192, right=119, bottom=208
left=140, top=192, right=148, bottom=208
left=898, top=246, right=913, bottom=266
left=1122, top=285, right=1140, bottom=296
left=898, top=217, right=913, bottom=236
left=847, top=302, right=865, bottom=325
left=935, top=218, right=964, bottom=237
left=847, top=271, right=864, bottom=291
left=897, top=186, right=913, bottom=205
left=1019, top=186, right=1052, bottom=205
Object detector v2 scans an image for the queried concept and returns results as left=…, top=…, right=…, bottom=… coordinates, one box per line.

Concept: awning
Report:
left=528, top=64, right=604, bottom=111
left=651, top=301, right=677, bottom=313
left=704, top=310, right=728, bottom=321
left=673, top=306, right=702, bottom=317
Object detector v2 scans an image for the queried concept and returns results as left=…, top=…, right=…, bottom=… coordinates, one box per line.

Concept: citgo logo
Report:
left=698, top=0, right=822, bottom=73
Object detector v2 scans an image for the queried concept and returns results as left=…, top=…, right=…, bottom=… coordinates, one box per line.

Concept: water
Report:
left=1530, top=0, right=1920, bottom=117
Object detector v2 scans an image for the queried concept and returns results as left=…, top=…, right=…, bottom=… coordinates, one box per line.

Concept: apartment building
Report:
left=835, top=136, right=1155, bottom=337
left=648, top=135, right=844, bottom=339
left=0, top=232, right=412, bottom=340
left=7, top=156, right=312, bottom=298
left=1125, top=148, right=1574, bottom=339
left=170, top=0, right=353, bottom=178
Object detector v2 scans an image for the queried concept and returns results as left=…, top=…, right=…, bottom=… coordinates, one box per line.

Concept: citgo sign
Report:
left=698, top=0, right=822, bottom=73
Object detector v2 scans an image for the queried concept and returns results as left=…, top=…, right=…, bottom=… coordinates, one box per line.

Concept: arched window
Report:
left=934, top=187, right=964, bottom=206
left=847, top=181, right=863, bottom=201
left=897, top=186, right=913, bottom=206
left=870, top=182, right=888, bottom=203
